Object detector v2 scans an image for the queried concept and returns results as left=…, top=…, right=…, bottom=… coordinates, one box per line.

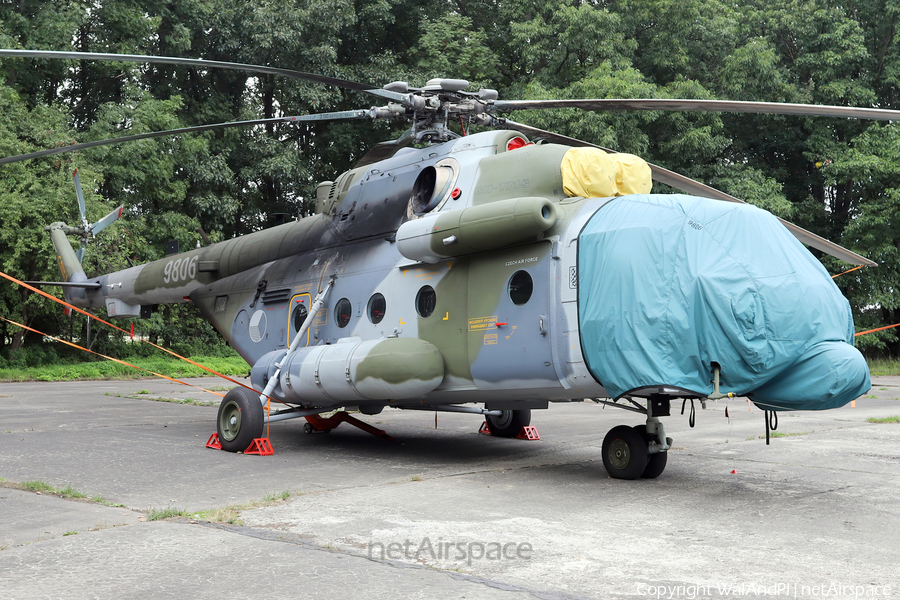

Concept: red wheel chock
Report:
left=305, top=412, right=395, bottom=442
left=205, top=433, right=274, bottom=455
left=515, top=426, right=541, bottom=441
left=477, top=422, right=541, bottom=440
left=244, top=438, right=274, bottom=456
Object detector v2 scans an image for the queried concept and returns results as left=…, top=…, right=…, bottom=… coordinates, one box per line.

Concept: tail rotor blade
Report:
left=73, top=170, right=88, bottom=228
left=76, top=244, right=85, bottom=264
left=89, top=205, right=123, bottom=235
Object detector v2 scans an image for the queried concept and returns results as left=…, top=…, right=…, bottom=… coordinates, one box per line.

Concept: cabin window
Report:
left=292, top=301, right=309, bottom=331
left=334, top=298, right=352, bottom=328
left=368, top=293, right=386, bottom=324
left=416, top=286, right=436, bottom=318
left=508, top=270, right=534, bottom=306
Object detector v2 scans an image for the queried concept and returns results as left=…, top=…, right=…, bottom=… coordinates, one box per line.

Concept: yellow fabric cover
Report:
left=561, top=148, right=652, bottom=198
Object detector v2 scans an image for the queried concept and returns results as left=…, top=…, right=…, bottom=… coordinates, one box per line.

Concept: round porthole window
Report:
left=508, top=270, right=533, bottom=306
left=367, top=293, right=386, bottom=324
left=292, top=301, right=309, bottom=331
left=416, top=286, right=436, bottom=318
left=334, top=298, right=352, bottom=328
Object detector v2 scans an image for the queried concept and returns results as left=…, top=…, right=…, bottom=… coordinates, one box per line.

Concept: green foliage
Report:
left=865, top=359, right=900, bottom=377
left=414, top=14, right=497, bottom=84
left=1, top=0, right=900, bottom=358
left=0, top=347, right=249, bottom=382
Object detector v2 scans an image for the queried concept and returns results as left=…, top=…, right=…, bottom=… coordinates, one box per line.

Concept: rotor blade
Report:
left=76, top=244, right=85, bottom=264
left=499, top=119, right=876, bottom=266
left=89, top=205, right=123, bottom=236
left=0, top=111, right=370, bottom=166
left=73, top=169, right=88, bottom=227
left=642, top=163, right=878, bottom=267
left=24, top=280, right=102, bottom=289
left=0, top=49, right=405, bottom=103
left=492, top=98, right=900, bottom=121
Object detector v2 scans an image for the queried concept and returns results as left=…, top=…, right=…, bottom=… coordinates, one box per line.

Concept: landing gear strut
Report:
left=633, top=424, right=668, bottom=479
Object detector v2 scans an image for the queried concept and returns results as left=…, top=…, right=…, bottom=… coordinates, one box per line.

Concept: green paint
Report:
left=466, top=242, right=551, bottom=364
left=471, top=144, right=569, bottom=206
left=427, top=196, right=557, bottom=257
left=133, top=214, right=333, bottom=296
left=355, top=337, right=444, bottom=384
left=413, top=260, right=474, bottom=381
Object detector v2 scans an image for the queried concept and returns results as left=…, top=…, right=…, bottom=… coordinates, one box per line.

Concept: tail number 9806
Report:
left=163, top=256, right=198, bottom=284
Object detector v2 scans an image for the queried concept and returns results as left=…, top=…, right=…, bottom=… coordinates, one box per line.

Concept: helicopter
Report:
left=0, top=49, right=882, bottom=479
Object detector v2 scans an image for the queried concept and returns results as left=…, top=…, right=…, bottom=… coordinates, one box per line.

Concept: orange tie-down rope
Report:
left=0, top=270, right=264, bottom=398
left=832, top=265, right=865, bottom=279
left=1, top=317, right=224, bottom=397
left=855, top=322, right=900, bottom=337
left=827, top=266, right=900, bottom=337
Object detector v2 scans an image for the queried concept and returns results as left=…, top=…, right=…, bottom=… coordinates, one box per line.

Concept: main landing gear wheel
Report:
left=486, top=409, right=531, bottom=437
left=216, top=387, right=264, bottom=452
left=633, top=425, right=668, bottom=479
left=601, top=425, right=649, bottom=480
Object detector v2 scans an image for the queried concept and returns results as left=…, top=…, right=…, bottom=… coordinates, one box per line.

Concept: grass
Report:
left=146, top=489, right=297, bottom=525
left=866, top=359, right=900, bottom=377
left=759, top=431, right=813, bottom=439
left=8, top=480, right=122, bottom=505
left=22, top=480, right=53, bottom=493
left=0, top=353, right=249, bottom=382
left=867, top=415, right=900, bottom=423
left=192, top=489, right=298, bottom=526
left=3, top=477, right=296, bottom=526
left=147, top=507, right=190, bottom=521
left=109, top=392, right=219, bottom=407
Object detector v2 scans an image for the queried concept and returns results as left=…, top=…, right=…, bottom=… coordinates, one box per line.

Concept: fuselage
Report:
left=60, top=129, right=869, bottom=412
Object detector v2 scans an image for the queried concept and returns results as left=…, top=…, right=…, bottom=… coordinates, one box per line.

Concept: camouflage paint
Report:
left=54, top=130, right=613, bottom=410
left=353, top=337, right=445, bottom=385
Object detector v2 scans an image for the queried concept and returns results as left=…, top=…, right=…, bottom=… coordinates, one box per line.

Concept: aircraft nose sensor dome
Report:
left=577, top=194, right=870, bottom=410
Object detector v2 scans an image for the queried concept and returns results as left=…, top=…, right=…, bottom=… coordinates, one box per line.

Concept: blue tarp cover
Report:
left=577, top=194, right=870, bottom=410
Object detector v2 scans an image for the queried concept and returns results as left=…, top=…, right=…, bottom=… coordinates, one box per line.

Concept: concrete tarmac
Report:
left=0, top=376, right=898, bottom=599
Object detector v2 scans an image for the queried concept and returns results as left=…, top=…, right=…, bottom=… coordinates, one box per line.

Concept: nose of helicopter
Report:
left=748, top=340, right=869, bottom=410
left=576, top=193, right=870, bottom=409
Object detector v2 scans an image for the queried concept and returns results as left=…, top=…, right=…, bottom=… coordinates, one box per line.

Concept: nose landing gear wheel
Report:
left=486, top=409, right=531, bottom=437
left=216, top=387, right=264, bottom=452
left=601, top=425, right=648, bottom=480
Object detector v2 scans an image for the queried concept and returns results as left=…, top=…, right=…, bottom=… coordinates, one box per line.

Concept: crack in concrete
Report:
left=195, top=519, right=600, bottom=600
